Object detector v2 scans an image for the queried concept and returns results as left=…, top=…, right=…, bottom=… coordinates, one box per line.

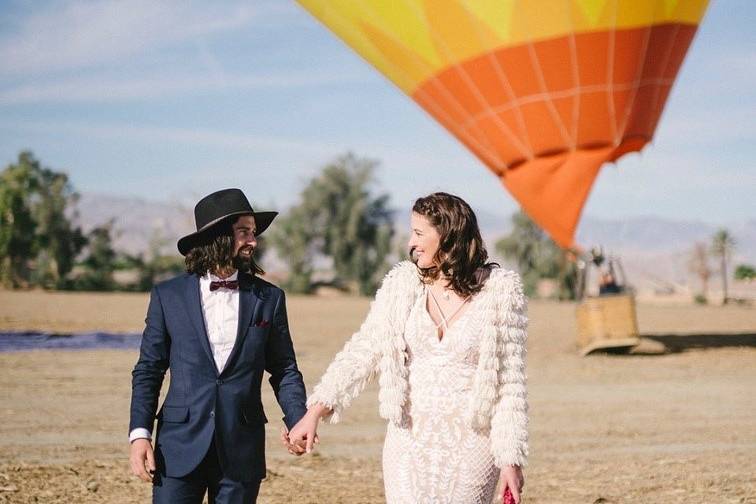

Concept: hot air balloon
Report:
left=295, top=0, right=709, bottom=248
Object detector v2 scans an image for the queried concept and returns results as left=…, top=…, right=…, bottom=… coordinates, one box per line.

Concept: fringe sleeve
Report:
left=306, top=262, right=411, bottom=424
left=489, top=272, right=530, bottom=468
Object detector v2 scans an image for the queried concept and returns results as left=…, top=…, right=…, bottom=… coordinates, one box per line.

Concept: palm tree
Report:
left=710, top=229, right=736, bottom=304
left=688, top=242, right=712, bottom=302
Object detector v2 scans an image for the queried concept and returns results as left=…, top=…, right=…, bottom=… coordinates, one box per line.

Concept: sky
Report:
left=0, top=0, right=754, bottom=231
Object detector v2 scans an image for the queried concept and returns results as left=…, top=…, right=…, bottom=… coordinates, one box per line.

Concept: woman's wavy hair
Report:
left=411, top=192, right=497, bottom=297
left=184, top=216, right=264, bottom=277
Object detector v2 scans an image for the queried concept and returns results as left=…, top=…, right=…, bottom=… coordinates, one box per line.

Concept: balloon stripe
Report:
left=526, top=39, right=575, bottom=148
left=566, top=3, right=582, bottom=150
left=645, top=24, right=684, bottom=135
left=615, top=2, right=657, bottom=143
left=406, top=0, right=529, bottom=163
left=606, top=0, right=619, bottom=144
left=414, top=23, right=698, bottom=155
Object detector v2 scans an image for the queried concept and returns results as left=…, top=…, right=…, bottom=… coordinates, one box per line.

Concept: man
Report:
left=129, top=188, right=308, bottom=503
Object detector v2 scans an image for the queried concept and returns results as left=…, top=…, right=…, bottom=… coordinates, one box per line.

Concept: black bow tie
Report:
left=209, top=280, right=239, bottom=291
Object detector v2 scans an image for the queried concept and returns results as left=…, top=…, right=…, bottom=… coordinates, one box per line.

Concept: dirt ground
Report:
left=1, top=289, right=755, bottom=503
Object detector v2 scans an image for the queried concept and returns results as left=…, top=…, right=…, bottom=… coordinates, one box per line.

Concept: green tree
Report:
left=495, top=211, right=577, bottom=299
left=73, top=222, right=119, bottom=291
left=131, top=233, right=185, bottom=291
left=0, top=151, right=86, bottom=288
left=734, top=264, right=755, bottom=281
left=268, top=206, right=316, bottom=294
left=710, top=228, right=735, bottom=304
left=270, top=153, right=395, bottom=295
left=0, top=153, right=39, bottom=287
left=30, top=160, right=86, bottom=288
left=393, top=231, right=410, bottom=264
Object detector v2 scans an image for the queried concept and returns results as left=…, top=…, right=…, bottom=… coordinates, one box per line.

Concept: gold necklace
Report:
left=432, top=276, right=453, bottom=300
left=436, top=280, right=452, bottom=301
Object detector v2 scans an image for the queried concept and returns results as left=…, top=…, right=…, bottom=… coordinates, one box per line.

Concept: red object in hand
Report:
left=503, top=486, right=516, bottom=504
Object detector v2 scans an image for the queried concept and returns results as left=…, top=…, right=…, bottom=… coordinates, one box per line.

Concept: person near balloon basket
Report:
left=283, top=192, right=529, bottom=504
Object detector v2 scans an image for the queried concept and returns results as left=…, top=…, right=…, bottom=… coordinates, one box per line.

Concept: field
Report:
left=1, top=289, right=755, bottom=503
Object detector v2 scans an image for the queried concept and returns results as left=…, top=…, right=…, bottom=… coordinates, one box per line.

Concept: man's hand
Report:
left=129, top=438, right=156, bottom=482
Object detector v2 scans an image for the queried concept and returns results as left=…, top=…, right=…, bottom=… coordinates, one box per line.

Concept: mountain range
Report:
left=74, top=193, right=755, bottom=294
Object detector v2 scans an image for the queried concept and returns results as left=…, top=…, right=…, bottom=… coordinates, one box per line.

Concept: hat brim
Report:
left=177, top=210, right=278, bottom=256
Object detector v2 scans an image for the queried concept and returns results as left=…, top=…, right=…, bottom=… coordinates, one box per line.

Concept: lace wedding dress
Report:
left=382, top=288, right=499, bottom=503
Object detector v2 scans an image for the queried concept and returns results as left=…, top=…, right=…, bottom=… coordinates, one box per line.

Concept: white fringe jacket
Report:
left=306, top=261, right=529, bottom=467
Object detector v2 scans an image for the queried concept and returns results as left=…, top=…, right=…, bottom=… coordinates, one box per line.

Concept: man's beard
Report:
left=232, top=246, right=255, bottom=273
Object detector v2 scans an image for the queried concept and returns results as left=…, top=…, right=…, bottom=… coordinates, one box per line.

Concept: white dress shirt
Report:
left=199, top=270, right=240, bottom=373
left=129, top=270, right=241, bottom=443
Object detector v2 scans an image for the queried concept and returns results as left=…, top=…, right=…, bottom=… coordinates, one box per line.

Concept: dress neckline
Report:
left=422, top=286, right=475, bottom=343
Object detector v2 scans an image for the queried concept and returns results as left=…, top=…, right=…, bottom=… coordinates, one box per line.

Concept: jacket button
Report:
left=216, top=379, right=223, bottom=385
left=210, top=411, right=215, bottom=417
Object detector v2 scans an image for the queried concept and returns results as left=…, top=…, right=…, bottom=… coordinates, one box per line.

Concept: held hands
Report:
left=500, top=465, right=524, bottom=504
left=280, top=426, right=317, bottom=456
left=280, top=404, right=329, bottom=456
left=129, top=438, right=156, bottom=483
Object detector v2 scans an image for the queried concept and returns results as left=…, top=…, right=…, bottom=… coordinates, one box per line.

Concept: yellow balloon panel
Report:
left=298, top=0, right=708, bottom=92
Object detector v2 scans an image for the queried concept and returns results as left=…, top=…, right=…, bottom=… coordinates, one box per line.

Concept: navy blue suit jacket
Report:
left=129, top=272, right=307, bottom=481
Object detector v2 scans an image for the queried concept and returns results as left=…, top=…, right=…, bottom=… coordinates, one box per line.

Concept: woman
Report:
left=287, top=192, right=528, bottom=504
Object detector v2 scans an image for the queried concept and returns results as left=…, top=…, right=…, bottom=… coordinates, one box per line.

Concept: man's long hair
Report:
left=184, top=216, right=264, bottom=277
left=411, top=192, right=496, bottom=297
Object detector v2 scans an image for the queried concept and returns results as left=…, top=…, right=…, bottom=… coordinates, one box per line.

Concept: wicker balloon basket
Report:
left=576, top=293, right=641, bottom=355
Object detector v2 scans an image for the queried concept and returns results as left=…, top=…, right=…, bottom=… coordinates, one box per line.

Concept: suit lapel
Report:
left=183, top=274, right=219, bottom=376
left=220, top=272, right=260, bottom=376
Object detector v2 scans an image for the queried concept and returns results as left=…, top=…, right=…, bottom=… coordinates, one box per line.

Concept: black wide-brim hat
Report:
left=177, top=188, right=277, bottom=256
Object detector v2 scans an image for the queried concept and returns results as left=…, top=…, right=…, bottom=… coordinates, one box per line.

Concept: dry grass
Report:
left=1, top=289, right=755, bottom=503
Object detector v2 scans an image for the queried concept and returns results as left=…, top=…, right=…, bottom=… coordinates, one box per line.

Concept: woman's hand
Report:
left=279, top=426, right=306, bottom=456
left=285, top=403, right=329, bottom=454
left=500, top=465, right=524, bottom=503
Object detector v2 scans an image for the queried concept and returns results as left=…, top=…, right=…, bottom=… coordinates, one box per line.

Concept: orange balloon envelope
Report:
left=295, top=0, right=709, bottom=248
